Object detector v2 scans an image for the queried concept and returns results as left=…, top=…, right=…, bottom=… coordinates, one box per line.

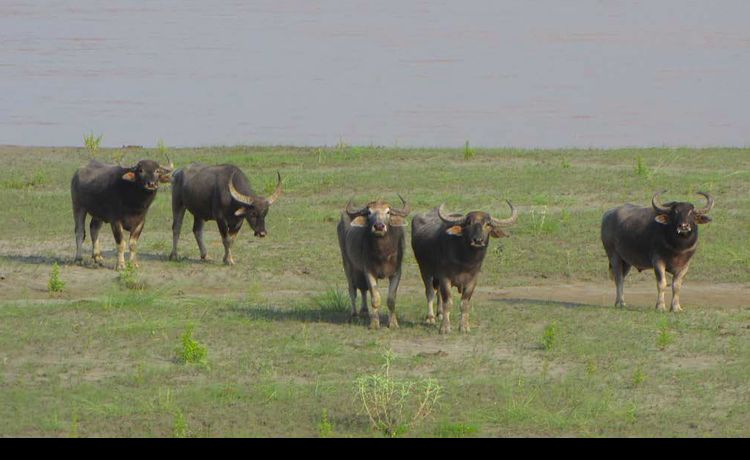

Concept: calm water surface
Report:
left=1, top=1, right=749, bottom=148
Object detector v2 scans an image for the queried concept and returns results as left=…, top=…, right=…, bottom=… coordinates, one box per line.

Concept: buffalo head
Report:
left=346, top=195, right=410, bottom=237
left=652, top=191, right=714, bottom=238
left=121, top=156, right=174, bottom=191
left=228, top=171, right=283, bottom=238
left=438, top=201, right=518, bottom=248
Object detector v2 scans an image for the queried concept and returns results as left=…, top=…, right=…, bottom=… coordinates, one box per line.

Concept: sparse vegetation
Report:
left=83, top=132, right=103, bottom=158
left=0, top=146, right=748, bottom=437
left=541, top=322, right=557, bottom=351
left=48, top=262, right=65, bottom=293
left=656, top=318, right=674, bottom=350
left=463, top=140, right=475, bottom=160
left=176, top=324, right=208, bottom=367
left=355, top=350, right=442, bottom=437
left=317, top=409, right=335, bottom=438
left=118, top=262, right=146, bottom=290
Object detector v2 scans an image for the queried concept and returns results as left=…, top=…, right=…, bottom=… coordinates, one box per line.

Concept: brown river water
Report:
left=1, top=0, right=749, bottom=148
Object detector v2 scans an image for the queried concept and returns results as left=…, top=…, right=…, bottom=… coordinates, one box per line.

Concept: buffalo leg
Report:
left=346, top=282, right=358, bottom=318
left=438, top=279, right=453, bottom=334
left=359, top=289, right=368, bottom=317
left=671, top=264, right=689, bottom=312
left=111, top=221, right=127, bottom=270
left=217, top=220, right=237, bottom=265
left=386, top=271, right=401, bottom=329
left=128, top=220, right=145, bottom=267
left=459, top=280, right=477, bottom=333
left=193, top=217, right=208, bottom=260
left=653, top=260, right=668, bottom=311
left=169, top=204, right=186, bottom=261
left=365, top=272, right=381, bottom=330
left=73, top=207, right=86, bottom=263
left=609, top=254, right=627, bottom=307
left=90, top=218, right=104, bottom=265
left=421, top=274, right=437, bottom=325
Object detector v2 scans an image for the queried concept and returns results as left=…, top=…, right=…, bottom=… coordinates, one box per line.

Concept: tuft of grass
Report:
left=634, top=156, right=650, bottom=177
left=118, top=262, right=146, bottom=290
left=435, top=422, right=479, bottom=438
left=631, top=366, right=646, bottom=387
left=354, top=349, right=442, bottom=437
left=176, top=324, right=208, bottom=367
left=314, top=287, right=350, bottom=316
left=172, top=408, right=188, bottom=438
left=541, top=322, right=557, bottom=351
left=656, top=319, right=674, bottom=350
left=317, top=409, right=335, bottom=438
left=48, top=262, right=65, bottom=293
left=83, top=132, right=103, bottom=157
left=463, top=140, right=475, bottom=160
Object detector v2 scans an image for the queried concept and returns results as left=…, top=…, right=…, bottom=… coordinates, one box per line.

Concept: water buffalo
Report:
left=412, top=201, right=518, bottom=333
left=337, top=196, right=410, bottom=329
left=169, top=164, right=282, bottom=265
left=71, top=158, right=174, bottom=269
left=601, top=191, right=715, bottom=312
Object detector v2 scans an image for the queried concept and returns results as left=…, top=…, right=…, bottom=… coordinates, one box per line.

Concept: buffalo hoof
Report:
left=223, top=257, right=235, bottom=266
left=369, top=318, right=381, bottom=330
left=388, top=316, right=399, bottom=329
left=93, top=255, right=104, bottom=266
left=671, top=304, right=683, bottom=313
left=425, top=315, right=436, bottom=325
left=115, top=262, right=126, bottom=271
left=614, top=300, right=627, bottom=308
left=439, top=322, right=451, bottom=334
left=459, top=323, right=470, bottom=334
left=168, top=252, right=179, bottom=261
left=359, top=307, right=369, bottom=317
left=655, top=302, right=667, bottom=312
left=74, top=257, right=84, bottom=266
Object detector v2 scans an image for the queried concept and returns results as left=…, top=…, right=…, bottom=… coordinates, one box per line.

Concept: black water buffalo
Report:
left=337, top=196, right=410, bottom=329
left=169, top=164, right=282, bottom=265
left=601, top=191, right=715, bottom=312
left=71, top=158, right=174, bottom=269
left=412, top=201, right=518, bottom=334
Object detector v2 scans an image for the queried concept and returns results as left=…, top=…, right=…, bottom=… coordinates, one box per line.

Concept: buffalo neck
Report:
left=662, top=226, right=699, bottom=253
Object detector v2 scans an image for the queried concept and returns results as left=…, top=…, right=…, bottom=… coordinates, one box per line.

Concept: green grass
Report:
left=0, top=146, right=748, bottom=437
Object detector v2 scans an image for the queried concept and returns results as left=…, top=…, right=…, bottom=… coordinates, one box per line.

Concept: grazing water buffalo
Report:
left=412, top=201, right=518, bottom=334
left=169, top=164, right=282, bottom=265
left=601, top=191, right=715, bottom=312
left=337, top=196, right=410, bottom=329
left=71, top=158, right=174, bottom=270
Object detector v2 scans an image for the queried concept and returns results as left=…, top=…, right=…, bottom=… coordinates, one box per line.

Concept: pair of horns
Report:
left=228, top=171, right=283, bottom=206
left=346, top=194, right=410, bottom=217
left=652, top=191, right=714, bottom=214
left=438, top=201, right=518, bottom=227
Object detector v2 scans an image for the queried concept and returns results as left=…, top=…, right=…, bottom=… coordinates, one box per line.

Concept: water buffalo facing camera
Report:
left=337, top=196, right=410, bottom=329
left=601, top=191, right=715, bottom=312
left=412, top=201, right=518, bottom=334
left=71, top=157, right=174, bottom=270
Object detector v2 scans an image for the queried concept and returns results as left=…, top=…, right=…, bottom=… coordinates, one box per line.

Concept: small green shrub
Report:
left=84, top=132, right=103, bottom=157
left=355, top=349, right=442, bottom=437
left=635, top=156, right=650, bottom=177
left=463, top=140, right=475, bottom=160
left=118, top=262, right=146, bottom=290
left=318, top=409, right=335, bottom=438
left=172, top=408, right=188, bottom=438
left=542, top=322, right=557, bottom=351
left=631, top=366, right=646, bottom=387
left=435, top=422, right=479, bottom=438
left=176, top=324, right=208, bottom=366
left=656, top=319, right=674, bottom=350
left=48, top=263, right=65, bottom=293
left=314, top=287, right=349, bottom=315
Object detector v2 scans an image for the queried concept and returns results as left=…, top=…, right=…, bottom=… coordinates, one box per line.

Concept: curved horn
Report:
left=437, top=204, right=464, bottom=225
left=390, top=193, right=410, bottom=217
left=346, top=198, right=368, bottom=218
left=228, top=172, right=254, bottom=206
left=490, top=200, right=518, bottom=227
left=266, top=171, right=283, bottom=205
left=651, top=190, right=671, bottom=214
left=696, top=191, right=714, bottom=214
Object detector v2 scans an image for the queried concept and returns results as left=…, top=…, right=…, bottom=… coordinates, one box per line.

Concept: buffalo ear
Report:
left=695, top=213, right=712, bottom=224
left=234, top=207, right=247, bottom=217
left=654, top=214, right=670, bottom=225
left=445, top=225, right=463, bottom=236
left=490, top=227, right=510, bottom=238
left=350, top=216, right=367, bottom=227
left=158, top=172, right=173, bottom=183
left=121, top=171, right=137, bottom=182
left=390, top=216, right=407, bottom=227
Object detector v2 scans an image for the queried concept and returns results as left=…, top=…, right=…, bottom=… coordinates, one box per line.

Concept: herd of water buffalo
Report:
left=69, top=156, right=715, bottom=333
